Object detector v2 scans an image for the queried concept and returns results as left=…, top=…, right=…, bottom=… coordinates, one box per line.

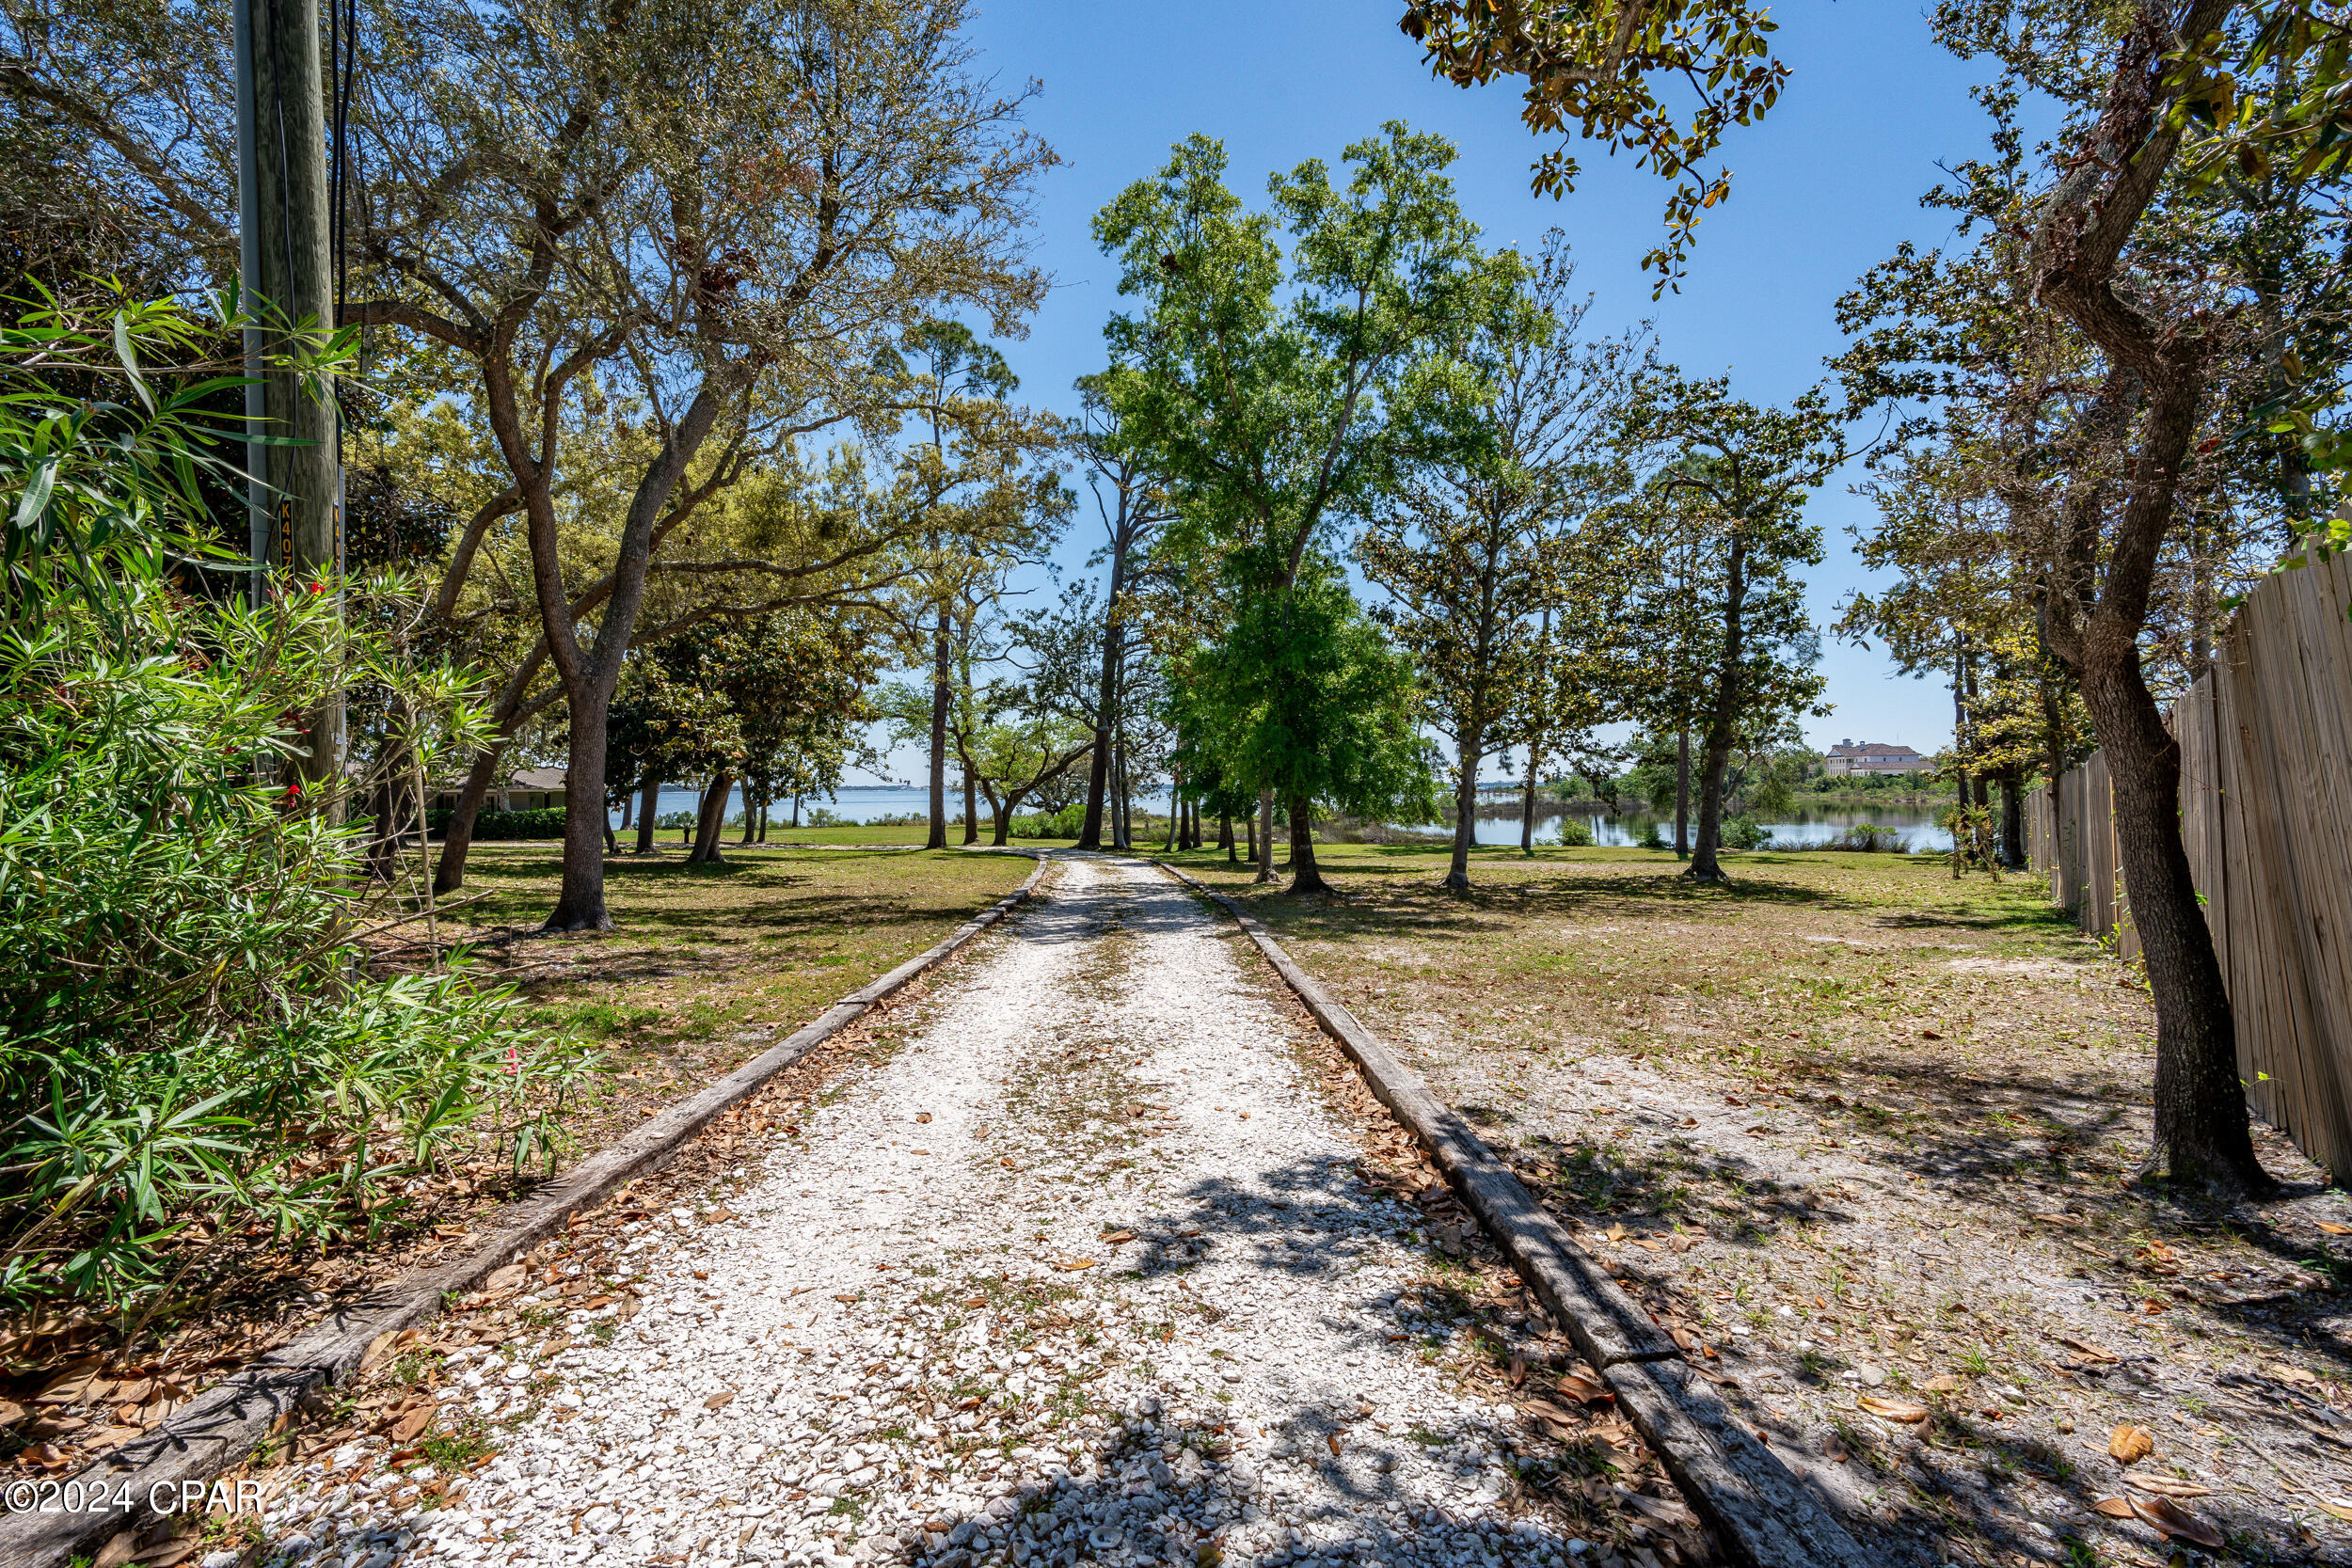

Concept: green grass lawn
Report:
left=411, top=842, right=1041, bottom=1150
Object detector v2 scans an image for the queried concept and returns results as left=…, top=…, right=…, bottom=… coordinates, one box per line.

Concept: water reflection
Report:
left=1413, top=804, right=1956, bottom=852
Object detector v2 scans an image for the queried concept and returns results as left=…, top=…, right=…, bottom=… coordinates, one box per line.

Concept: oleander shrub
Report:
left=0, top=297, right=585, bottom=1312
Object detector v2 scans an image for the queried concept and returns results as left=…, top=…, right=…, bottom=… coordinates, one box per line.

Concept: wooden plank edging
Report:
left=0, top=852, right=1054, bottom=1568
left=1151, top=860, right=1874, bottom=1568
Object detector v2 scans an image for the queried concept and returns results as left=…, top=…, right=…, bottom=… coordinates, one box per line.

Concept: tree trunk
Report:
left=962, top=768, right=978, bottom=847
left=1520, top=749, right=1538, bottom=855
left=740, top=784, right=758, bottom=845
left=2081, top=637, right=2263, bottom=1189
left=1219, top=814, right=1235, bottom=863
left=791, top=793, right=802, bottom=830
left=1285, top=794, right=1330, bottom=896
left=1080, top=515, right=1133, bottom=853
left=1674, top=728, right=1692, bottom=859
left=757, top=801, right=769, bottom=843
left=928, top=610, right=950, bottom=851
left=1686, top=540, right=1748, bottom=883
left=687, top=771, right=732, bottom=865
left=618, top=788, right=633, bottom=832
left=1112, top=743, right=1132, bottom=852
left=546, top=685, right=619, bottom=927
left=434, top=743, right=504, bottom=895
left=1951, top=641, right=1973, bottom=879
left=1254, top=787, right=1274, bottom=883
left=635, top=776, right=658, bottom=854
left=2027, top=0, right=2260, bottom=1193
left=1998, top=774, right=2024, bottom=869
left=992, top=798, right=1013, bottom=847
left=1446, top=727, right=1481, bottom=892
left=364, top=770, right=400, bottom=882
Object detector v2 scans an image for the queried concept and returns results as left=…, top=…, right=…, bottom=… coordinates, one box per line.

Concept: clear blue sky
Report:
left=869, top=1, right=2004, bottom=781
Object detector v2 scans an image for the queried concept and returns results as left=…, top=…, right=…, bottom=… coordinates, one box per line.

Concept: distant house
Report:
left=429, top=767, right=568, bottom=814
left=1823, top=739, right=1931, bottom=777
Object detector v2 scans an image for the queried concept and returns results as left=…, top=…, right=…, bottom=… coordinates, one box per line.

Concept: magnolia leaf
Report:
left=2129, top=1492, right=2222, bottom=1549
left=1858, top=1395, right=1929, bottom=1423
left=2109, top=1423, right=2155, bottom=1464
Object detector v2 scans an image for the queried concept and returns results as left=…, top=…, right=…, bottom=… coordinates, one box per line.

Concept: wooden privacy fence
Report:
left=2028, top=549, right=2352, bottom=1180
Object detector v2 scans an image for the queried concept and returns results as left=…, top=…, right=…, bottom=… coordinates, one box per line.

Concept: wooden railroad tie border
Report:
left=0, top=852, right=1056, bottom=1568
left=1151, top=859, right=1874, bottom=1568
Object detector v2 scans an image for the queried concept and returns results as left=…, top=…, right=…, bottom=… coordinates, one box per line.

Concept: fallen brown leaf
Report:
left=2109, top=1424, right=2155, bottom=1465
left=915, top=1112, right=932, bottom=1124
left=485, top=1264, right=526, bottom=1292
left=389, top=1402, right=435, bottom=1443
left=1100, top=1229, right=1136, bottom=1244
left=2090, top=1497, right=2136, bottom=1519
left=2058, top=1336, right=2119, bottom=1364
left=1056, top=1259, right=1096, bottom=1272
left=1327, top=1433, right=1342, bottom=1456
left=704, top=1392, right=734, bottom=1410
left=2128, top=1492, right=2222, bottom=1549
left=1923, top=1374, right=1963, bottom=1394
left=1858, top=1395, right=1930, bottom=1423
left=1555, top=1372, right=1613, bottom=1404
left=2126, top=1475, right=2211, bottom=1499
left=2316, top=1220, right=2352, bottom=1235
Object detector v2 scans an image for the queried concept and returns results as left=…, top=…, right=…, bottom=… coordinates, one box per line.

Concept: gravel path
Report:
left=254, top=857, right=1621, bottom=1568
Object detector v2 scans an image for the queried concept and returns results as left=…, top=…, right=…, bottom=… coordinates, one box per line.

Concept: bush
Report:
left=1636, top=819, right=1669, bottom=850
left=1552, top=816, right=1595, bottom=847
left=427, top=806, right=568, bottom=840
left=653, top=809, right=697, bottom=830
left=1721, top=815, right=1772, bottom=851
left=1008, top=802, right=1086, bottom=840
left=1823, top=822, right=1912, bottom=853
left=0, top=297, right=585, bottom=1313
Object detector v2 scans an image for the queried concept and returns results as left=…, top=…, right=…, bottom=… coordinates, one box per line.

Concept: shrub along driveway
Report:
left=1168, top=841, right=2352, bottom=1567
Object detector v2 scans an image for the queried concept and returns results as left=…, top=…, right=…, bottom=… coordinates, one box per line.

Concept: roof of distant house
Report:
left=509, top=767, right=568, bottom=792
left=1825, top=739, right=1922, bottom=757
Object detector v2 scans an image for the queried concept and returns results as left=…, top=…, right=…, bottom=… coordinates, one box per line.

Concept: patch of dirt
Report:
left=1171, top=846, right=2352, bottom=1567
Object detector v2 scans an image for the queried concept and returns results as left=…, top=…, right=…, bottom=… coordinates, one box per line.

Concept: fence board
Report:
left=2032, top=549, right=2352, bottom=1180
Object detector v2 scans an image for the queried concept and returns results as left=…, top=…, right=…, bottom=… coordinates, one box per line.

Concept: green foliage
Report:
left=1720, top=815, right=1770, bottom=851
left=0, top=298, right=581, bottom=1311
left=1007, top=803, right=1086, bottom=840
left=1095, top=123, right=1502, bottom=883
left=1187, top=558, right=1439, bottom=830
left=424, top=806, right=567, bottom=841
left=1399, top=0, right=1791, bottom=290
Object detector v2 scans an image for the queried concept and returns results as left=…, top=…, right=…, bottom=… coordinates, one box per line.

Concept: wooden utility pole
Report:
left=235, top=0, right=344, bottom=800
